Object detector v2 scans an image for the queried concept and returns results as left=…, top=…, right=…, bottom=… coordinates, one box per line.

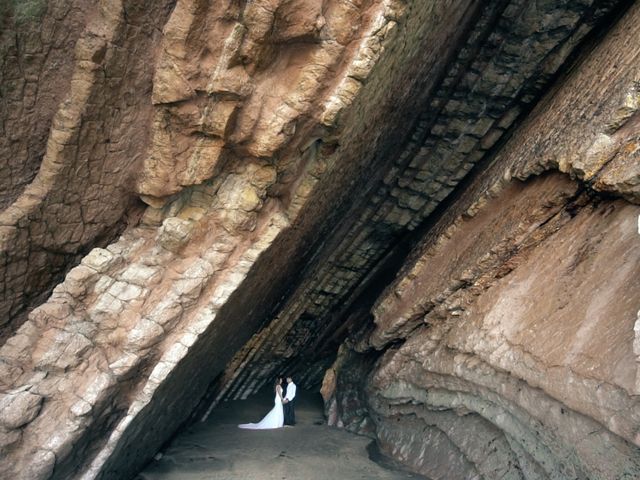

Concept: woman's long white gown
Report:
left=238, top=386, right=284, bottom=430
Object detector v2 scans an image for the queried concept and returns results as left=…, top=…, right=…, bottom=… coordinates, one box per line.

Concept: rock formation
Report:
left=0, top=0, right=638, bottom=479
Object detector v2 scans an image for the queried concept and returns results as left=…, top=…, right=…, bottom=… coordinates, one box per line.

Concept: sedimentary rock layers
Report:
left=213, top=0, right=636, bottom=401
left=357, top=174, right=640, bottom=479
left=0, top=0, right=174, bottom=334
left=0, top=0, right=638, bottom=479
left=0, top=0, right=415, bottom=478
left=0, top=0, right=96, bottom=209
left=324, top=3, right=640, bottom=478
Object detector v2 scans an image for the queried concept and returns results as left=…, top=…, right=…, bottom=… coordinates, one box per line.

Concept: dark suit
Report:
left=283, top=382, right=297, bottom=425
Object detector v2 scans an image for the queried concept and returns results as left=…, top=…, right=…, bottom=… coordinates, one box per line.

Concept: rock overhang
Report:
left=0, top=1, right=639, bottom=479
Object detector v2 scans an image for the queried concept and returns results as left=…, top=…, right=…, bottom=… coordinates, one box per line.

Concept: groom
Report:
left=283, top=376, right=297, bottom=426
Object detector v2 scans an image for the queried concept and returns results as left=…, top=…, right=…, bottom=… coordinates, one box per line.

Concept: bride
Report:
left=238, top=377, right=284, bottom=429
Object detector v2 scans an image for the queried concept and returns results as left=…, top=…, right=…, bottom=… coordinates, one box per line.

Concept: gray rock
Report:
left=157, top=217, right=193, bottom=252
left=24, top=449, right=56, bottom=479
left=0, top=391, right=43, bottom=430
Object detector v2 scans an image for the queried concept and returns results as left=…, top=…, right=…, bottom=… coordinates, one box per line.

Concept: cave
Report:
left=1, top=1, right=639, bottom=479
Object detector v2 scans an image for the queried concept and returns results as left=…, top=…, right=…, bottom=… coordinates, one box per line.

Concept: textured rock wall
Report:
left=0, top=0, right=94, bottom=209
left=0, top=0, right=638, bottom=479
left=0, top=0, right=174, bottom=335
left=0, top=0, right=425, bottom=478
left=325, top=3, right=640, bottom=478
left=212, top=0, right=635, bottom=402
left=360, top=174, right=640, bottom=479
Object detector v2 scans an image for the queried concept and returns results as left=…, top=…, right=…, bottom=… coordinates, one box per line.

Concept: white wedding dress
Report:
left=238, top=385, right=284, bottom=429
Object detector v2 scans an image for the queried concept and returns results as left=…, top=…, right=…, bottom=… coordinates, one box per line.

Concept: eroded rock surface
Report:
left=357, top=174, right=640, bottom=479
left=0, top=0, right=95, bottom=209
left=0, top=0, right=412, bottom=478
left=0, top=0, right=639, bottom=479
left=0, top=0, right=174, bottom=335
left=323, top=4, right=640, bottom=479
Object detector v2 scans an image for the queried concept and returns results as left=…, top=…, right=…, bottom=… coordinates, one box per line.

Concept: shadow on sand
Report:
left=136, top=389, right=424, bottom=480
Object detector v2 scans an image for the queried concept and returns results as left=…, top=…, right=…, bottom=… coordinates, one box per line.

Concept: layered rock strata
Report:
left=324, top=3, right=640, bottom=478
left=0, top=0, right=174, bottom=334
left=327, top=173, right=639, bottom=479
left=0, top=0, right=94, bottom=209
left=0, top=0, right=638, bottom=479
left=213, top=0, right=637, bottom=401
left=2, top=0, right=416, bottom=478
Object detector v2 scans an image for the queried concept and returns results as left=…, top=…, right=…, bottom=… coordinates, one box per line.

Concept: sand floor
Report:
left=136, top=390, right=422, bottom=480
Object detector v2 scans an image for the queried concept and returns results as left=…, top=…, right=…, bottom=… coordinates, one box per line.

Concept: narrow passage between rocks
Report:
left=136, top=391, right=423, bottom=480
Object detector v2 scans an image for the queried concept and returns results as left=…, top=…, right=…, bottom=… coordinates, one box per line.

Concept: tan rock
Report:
left=216, top=174, right=265, bottom=233
left=157, top=217, right=194, bottom=252
left=178, top=138, right=225, bottom=188
left=119, top=264, right=163, bottom=287
left=33, top=329, right=93, bottom=372
left=126, top=318, right=165, bottom=351
left=0, top=428, right=21, bottom=456
left=2, top=2, right=639, bottom=480
left=81, top=248, right=118, bottom=273
left=152, top=54, right=196, bottom=104
left=200, top=101, right=238, bottom=138
left=23, top=450, right=56, bottom=480
left=0, top=391, right=43, bottom=429
left=207, top=66, right=253, bottom=97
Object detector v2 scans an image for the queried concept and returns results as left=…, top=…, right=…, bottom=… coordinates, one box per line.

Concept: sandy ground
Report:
left=136, top=390, right=422, bottom=480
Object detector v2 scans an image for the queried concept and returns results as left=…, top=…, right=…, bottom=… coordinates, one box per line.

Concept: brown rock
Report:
left=1, top=2, right=639, bottom=480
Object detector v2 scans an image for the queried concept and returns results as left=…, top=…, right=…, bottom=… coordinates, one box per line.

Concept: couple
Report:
left=238, top=376, right=296, bottom=429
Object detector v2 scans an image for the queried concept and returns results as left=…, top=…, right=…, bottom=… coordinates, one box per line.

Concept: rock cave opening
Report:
left=1, top=1, right=640, bottom=479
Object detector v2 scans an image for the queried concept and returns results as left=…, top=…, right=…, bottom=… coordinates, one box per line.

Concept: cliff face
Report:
left=324, top=5, right=640, bottom=477
left=0, top=1, right=638, bottom=479
left=0, top=0, right=174, bottom=337
left=327, top=172, right=639, bottom=478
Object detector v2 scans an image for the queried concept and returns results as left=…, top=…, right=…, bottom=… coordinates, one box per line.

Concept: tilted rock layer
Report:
left=0, top=0, right=639, bottom=479
left=330, top=173, right=640, bottom=479
left=325, top=4, right=640, bottom=479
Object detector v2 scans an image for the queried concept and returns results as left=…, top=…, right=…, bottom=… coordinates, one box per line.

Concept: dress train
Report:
left=238, top=386, right=284, bottom=430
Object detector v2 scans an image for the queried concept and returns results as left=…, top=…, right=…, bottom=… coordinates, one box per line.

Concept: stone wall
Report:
left=0, top=0, right=430, bottom=478
left=0, top=0, right=175, bottom=336
left=355, top=173, right=640, bottom=479
left=0, top=0, right=638, bottom=479
left=212, top=0, right=635, bottom=403
left=0, top=0, right=95, bottom=209
left=325, top=3, right=640, bottom=478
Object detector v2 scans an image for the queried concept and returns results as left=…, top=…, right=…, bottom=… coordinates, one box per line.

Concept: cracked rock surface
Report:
left=1, top=1, right=639, bottom=479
